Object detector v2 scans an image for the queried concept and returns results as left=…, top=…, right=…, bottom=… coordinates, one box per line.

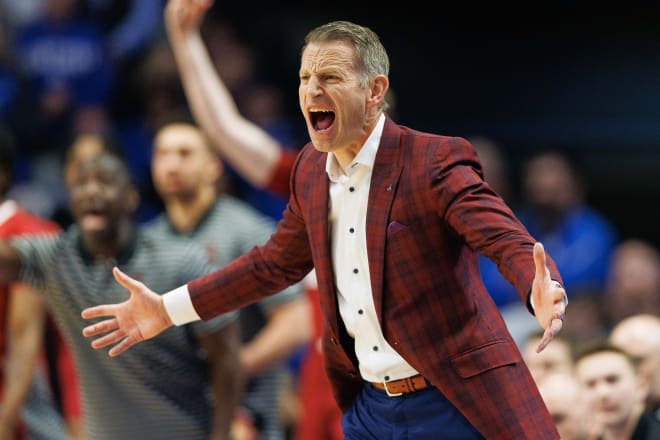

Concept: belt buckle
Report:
left=383, top=381, right=403, bottom=397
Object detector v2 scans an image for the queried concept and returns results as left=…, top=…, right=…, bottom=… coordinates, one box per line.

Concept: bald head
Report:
left=610, top=314, right=660, bottom=353
left=610, top=313, right=660, bottom=408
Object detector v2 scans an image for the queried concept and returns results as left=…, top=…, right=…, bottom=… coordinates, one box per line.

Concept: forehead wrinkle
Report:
left=301, top=44, right=355, bottom=74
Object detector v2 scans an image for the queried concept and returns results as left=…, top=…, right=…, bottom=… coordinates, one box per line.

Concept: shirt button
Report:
left=349, top=186, right=355, bottom=192
left=373, top=346, right=378, bottom=351
left=358, top=309, right=364, bottom=315
left=353, top=268, right=358, bottom=274
left=384, top=375, right=390, bottom=381
left=349, top=227, right=355, bottom=233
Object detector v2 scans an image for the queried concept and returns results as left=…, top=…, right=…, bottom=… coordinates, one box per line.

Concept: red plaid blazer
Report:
left=189, top=117, right=560, bottom=439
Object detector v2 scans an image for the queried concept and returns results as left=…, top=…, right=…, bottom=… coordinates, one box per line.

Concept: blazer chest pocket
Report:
left=450, top=340, right=520, bottom=378
left=387, top=220, right=408, bottom=237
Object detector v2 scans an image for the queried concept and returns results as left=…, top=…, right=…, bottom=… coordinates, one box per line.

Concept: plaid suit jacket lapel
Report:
left=366, top=117, right=403, bottom=324
left=308, top=154, right=340, bottom=339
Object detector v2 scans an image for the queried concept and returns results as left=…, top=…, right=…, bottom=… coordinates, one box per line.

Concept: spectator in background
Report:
left=50, top=130, right=122, bottom=228
left=609, top=314, right=660, bottom=412
left=536, top=372, right=597, bottom=440
left=521, top=329, right=574, bottom=384
left=149, top=120, right=311, bottom=439
left=517, top=151, right=616, bottom=345
left=574, top=343, right=660, bottom=440
left=10, top=0, right=113, bottom=219
left=518, top=151, right=617, bottom=296
left=0, top=127, right=75, bottom=440
left=83, top=0, right=164, bottom=62
left=0, top=152, right=243, bottom=439
left=13, top=0, right=113, bottom=151
left=109, top=40, right=186, bottom=223
left=82, top=0, right=165, bottom=122
left=603, top=239, right=660, bottom=326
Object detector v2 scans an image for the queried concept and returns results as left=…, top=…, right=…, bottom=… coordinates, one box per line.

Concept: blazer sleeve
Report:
left=427, top=136, right=562, bottom=304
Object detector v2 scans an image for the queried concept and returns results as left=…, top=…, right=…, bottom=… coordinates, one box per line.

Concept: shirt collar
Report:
left=325, top=113, right=386, bottom=181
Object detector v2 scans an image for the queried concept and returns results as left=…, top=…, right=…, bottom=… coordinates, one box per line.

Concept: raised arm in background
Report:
left=164, top=0, right=282, bottom=188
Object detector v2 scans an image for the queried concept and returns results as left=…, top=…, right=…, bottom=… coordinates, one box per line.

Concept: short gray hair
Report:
left=303, top=21, right=390, bottom=97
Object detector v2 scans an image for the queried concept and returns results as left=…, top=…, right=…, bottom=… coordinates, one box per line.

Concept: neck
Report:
left=334, top=111, right=383, bottom=172
left=165, top=188, right=215, bottom=233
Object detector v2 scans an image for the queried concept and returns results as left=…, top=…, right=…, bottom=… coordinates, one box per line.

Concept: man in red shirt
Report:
left=0, top=128, right=81, bottom=439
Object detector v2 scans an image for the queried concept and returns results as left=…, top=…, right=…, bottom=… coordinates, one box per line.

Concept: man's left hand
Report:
left=530, top=242, right=568, bottom=353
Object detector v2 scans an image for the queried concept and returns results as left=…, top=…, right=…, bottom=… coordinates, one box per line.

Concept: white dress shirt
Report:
left=163, top=113, right=418, bottom=382
left=324, top=114, right=418, bottom=383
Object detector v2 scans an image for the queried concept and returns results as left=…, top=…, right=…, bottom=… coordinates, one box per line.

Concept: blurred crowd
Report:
left=0, top=1, right=658, bottom=439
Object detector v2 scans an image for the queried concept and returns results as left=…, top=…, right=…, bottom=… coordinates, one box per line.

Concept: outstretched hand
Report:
left=81, top=267, right=173, bottom=357
left=530, top=242, right=568, bottom=353
left=165, top=0, right=214, bottom=35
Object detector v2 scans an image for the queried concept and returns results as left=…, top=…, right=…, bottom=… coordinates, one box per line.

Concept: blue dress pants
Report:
left=341, top=381, right=484, bottom=439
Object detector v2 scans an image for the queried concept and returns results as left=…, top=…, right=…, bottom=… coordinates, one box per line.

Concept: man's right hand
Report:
left=165, top=0, right=214, bottom=36
left=81, top=267, right=173, bottom=357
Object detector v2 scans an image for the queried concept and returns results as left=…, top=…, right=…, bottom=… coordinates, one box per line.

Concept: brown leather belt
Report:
left=370, top=374, right=428, bottom=397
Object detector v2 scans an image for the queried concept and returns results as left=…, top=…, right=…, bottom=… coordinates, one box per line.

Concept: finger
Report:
left=81, top=305, right=118, bottom=320
left=536, top=317, right=564, bottom=353
left=112, top=266, right=142, bottom=291
left=533, top=242, right=547, bottom=281
left=108, top=337, right=135, bottom=357
left=82, top=318, right=119, bottom=337
left=91, top=329, right=125, bottom=349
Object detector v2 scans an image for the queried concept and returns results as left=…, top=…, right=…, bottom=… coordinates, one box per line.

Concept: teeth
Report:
left=310, top=108, right=332, bottom=113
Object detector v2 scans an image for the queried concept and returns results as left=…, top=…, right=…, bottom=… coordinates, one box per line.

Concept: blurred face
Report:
left=69, top=155, right=136, bottom=241
left=538, top=374, right=590, bottom=440
left=606, top=243, right=660, bottom=322
left=522, top=337, right=573, bottom=383
left=523, top=154, right=578, bottom=214
left=151, top=124, right=220, bottom=201
left=576, top=351, right=644, bottom=429
left=298, top=41, right=373, bottom=159
left=610, top=317, right=660, bottom=403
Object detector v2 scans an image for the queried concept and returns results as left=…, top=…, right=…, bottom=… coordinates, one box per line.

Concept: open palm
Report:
left=81, top=267, right=173, bottom=357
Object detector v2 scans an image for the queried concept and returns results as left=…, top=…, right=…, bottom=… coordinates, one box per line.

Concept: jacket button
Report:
left=330, top=337, right=337, bottom=345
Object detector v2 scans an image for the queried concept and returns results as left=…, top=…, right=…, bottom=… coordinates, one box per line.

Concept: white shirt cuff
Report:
left=162, top=284, right=201, bottom=326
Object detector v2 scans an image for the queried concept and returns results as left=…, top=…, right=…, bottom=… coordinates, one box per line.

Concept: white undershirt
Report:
left=164, top=114, right=418, bottom=382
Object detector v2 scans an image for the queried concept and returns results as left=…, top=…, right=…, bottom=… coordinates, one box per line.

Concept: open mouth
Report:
left=80, top=209, right=108, bottom=231
left=310, top=109, right=335, bottom=131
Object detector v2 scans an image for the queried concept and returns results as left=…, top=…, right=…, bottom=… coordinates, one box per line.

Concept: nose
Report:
left=305, top=75, right=323, bottom=97
left=81, top=179, right=103, bottom=197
